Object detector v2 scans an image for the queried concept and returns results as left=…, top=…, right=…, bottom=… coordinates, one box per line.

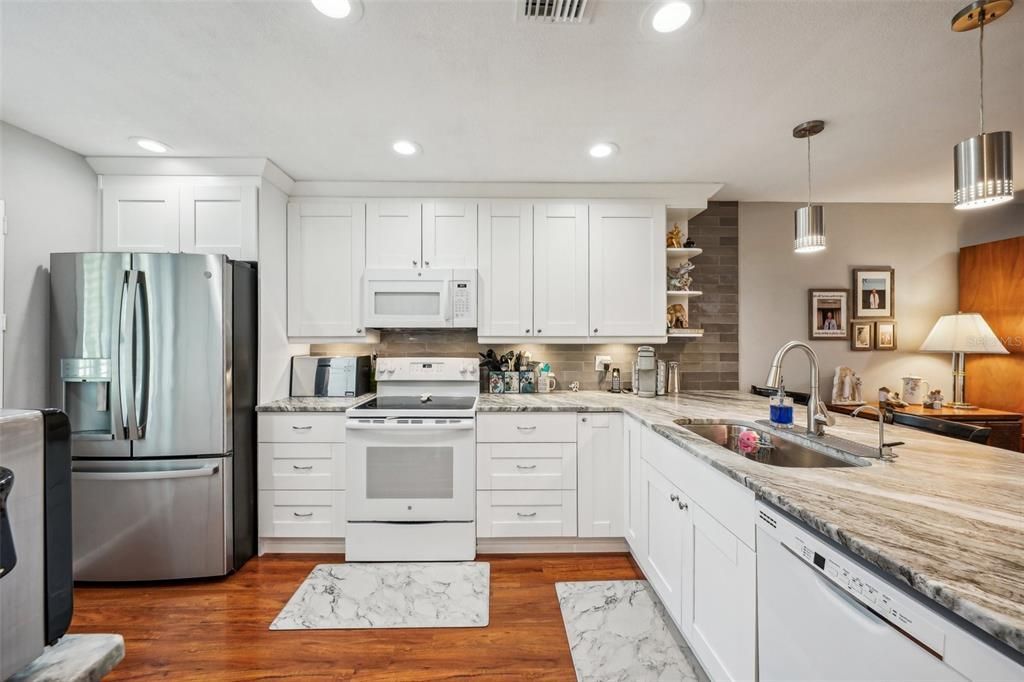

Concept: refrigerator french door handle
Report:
left=72, top=464, right=220, bottom=482
left=123, top=270, right=142, bottom=441
left=135, top=271, right=150, bottom=437
left=111, top=271, right=130, bottom=440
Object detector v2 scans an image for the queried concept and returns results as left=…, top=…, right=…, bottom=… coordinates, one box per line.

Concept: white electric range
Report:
left=345, top=357, right=480, bottom=561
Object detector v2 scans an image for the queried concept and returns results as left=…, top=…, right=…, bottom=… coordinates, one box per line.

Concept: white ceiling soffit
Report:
left=2, top=0, right=1022, bottom=203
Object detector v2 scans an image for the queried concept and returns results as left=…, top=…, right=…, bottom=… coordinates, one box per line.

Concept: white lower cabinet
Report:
left=577, top=413, right=624, bottom=537
left=690, top=504, right=756, bottom=682
left=257, top=413, right=347, bottom=544
left=641, top=461, right=694, bottom=633
left=623, top=416, right=646, bottom=555
left=477, top=490, right=578, bottom=537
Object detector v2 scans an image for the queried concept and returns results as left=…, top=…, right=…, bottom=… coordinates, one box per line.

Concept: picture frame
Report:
left=850, top=321, right=873, bottom=351
left=808, top=289, right=850, bottom=340
left=875, top=321, right=897, bottom=350
left=852, top=266, right=895, bottom=318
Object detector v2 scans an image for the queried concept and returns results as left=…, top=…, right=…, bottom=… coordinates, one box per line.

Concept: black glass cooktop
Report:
left=352, top=396, right=477, bottom=411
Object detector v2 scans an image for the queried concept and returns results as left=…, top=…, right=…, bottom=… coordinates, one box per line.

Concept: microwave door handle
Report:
left=123, top=270, right=142, bottom=441
left=442, top=279, right=452, bottom=325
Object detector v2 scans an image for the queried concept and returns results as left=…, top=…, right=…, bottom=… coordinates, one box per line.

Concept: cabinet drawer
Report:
left=257, top=443, right=345, bottom=491
left=258, top=490, right=345, bottom=538
left=477, top=443, right=576, bottom=490
left=477, top=413, right=577, bottom=443
left=258, top=413, right=347, bottom=443
left=476, top=490, right=577, bottom=537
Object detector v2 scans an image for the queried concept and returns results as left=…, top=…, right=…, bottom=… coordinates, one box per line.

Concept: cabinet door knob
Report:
left=356, top=328, right=363, bottom=333
left=593, top=328, right=598, bottom=333
left=581, top=417, right=588, bottom=423
left=678, top=501, right=688, bottom=511
left=525, top=329, right=531, bottom=333
left=413, top=260, right=418, bottom=266
left=424, top=261, right=430, bottom=267
left=670, top=493, right=679, bottom=502
left=537, top=329, right=542, bottom=334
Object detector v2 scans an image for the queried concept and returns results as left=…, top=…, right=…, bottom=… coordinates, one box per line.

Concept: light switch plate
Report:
left=595, top=355, right=612, bottom=371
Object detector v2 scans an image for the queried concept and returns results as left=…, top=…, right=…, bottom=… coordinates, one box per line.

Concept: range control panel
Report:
left=759, top=506, right=947, bottom=658
left=376, top=357, right=478, bottom=381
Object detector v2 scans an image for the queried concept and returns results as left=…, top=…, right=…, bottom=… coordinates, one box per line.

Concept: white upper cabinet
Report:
left=180, top=184, right=258, bottom=261
left=533, top=202, right=589, bottom=338
left=100, top=177, right=259, bottom=260
left=101, top=183, right=180, bottom=253
left=478, top=201, right=533, bottom=337
left=589, top=202, right=666, bottom=337
left=423, top=200, right=477, bottom=269
left=577, top=413, right=624, bottom=537
left=287, top=199, right=367, bottom=338
left=366, top=200, right=423, bottom=269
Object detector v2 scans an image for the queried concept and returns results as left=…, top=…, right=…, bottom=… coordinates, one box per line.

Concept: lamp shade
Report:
left=794, top=205, right=826, bottom=253
left=919, top=313, right=1009, bottom=354
left=953, top=131, right=1014, bottom=209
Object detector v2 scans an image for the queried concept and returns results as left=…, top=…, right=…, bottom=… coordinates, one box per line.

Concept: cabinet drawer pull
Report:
left=670, top=493, right=679, bottom=502
left=292, top=465, right=314, bottom=471
left=291, top=425, right=313, bottom=431
left=516, top=512, right=537, bottom=518
left=515, top=464, right=537, bottom=470
left=292, top=512, right=314, bottom=518
left=516, top=425, right=537, bottom=431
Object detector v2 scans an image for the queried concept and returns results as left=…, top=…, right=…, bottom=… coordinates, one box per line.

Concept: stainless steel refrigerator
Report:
left=49, top=252, right=257, bottom=581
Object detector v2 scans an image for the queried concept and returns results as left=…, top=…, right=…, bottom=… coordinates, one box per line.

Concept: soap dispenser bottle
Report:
left=769, top=382, right=794, bottom=428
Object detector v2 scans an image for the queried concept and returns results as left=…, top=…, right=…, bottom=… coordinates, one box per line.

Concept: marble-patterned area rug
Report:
left=270, top=562, right=489, bottom=630
left=556, top=581, right=708, bottom=682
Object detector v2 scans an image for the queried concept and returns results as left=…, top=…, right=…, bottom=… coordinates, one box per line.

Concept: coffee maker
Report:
left=635, top=346, right=657, bottom=398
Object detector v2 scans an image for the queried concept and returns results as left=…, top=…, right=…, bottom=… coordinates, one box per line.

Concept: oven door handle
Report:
left=345, top=421, right=475, bottom=431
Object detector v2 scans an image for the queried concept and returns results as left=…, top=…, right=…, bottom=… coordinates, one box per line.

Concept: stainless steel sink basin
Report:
left=674, top=420, right=866, bottom=468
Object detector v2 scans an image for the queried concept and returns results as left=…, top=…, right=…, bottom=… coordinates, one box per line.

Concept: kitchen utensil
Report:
left=667, top=361, right=680, bottom=394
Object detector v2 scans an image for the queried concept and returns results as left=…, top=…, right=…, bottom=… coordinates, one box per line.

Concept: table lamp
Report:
left=919, top=312, right=1008, bottom=409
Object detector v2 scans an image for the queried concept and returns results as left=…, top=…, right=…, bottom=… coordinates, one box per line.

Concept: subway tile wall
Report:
left=314, top=201, right=739, bottom=392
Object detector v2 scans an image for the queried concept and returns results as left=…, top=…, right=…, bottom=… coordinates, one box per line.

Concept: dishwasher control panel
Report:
left=758, top=505, right=947, bottom=657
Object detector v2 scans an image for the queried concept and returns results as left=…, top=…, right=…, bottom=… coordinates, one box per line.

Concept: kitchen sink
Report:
left=674, top=420, right=867, bottom=468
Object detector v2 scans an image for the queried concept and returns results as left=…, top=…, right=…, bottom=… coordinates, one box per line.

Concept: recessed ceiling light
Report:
left=652, top=1, right=692, bottom=33
left=131, top=137, right=170, bottom=153
left=392, top=140, right=421, bottom=156
left=312, top=0, right=352, bottom=19
left=589, top=142, right=619, bottom=159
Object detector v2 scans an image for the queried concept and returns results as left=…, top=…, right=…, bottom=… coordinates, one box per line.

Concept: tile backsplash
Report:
left=314, top=202, right=739, bottom=392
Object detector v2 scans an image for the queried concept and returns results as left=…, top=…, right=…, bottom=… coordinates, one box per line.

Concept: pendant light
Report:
left=793, top=120, right=826, bottom=253
left=952, top=0, right=1014, bottom=209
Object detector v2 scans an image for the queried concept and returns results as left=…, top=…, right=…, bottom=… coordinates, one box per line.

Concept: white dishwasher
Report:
left=756, top=503, right=1023, bottom=682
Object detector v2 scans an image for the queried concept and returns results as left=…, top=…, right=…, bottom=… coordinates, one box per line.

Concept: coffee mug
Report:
left=538, top=373, right=557, bottom=393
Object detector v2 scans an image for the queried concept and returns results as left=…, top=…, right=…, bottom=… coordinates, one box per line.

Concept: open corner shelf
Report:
left=666, top=247, right=702, bottom=259
left=667, top=290, right=702, bottom=297
left=668, top=329, right=705, bottom=338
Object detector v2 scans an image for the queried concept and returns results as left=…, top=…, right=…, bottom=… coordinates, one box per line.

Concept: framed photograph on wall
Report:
left=850, top=321, right=873, bottom=351
left=853, top=266, right=895, bottom=318
left=808, top=289, right=850, bottom=340
left=875, top=321, right=898, bottom=350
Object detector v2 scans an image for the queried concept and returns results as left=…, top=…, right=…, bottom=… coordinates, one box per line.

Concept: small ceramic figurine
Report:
left=568, top=380, right=581, bottom=392
left=666, top=223, right=683, bottom=248
left=683, top=236, right=696, bottom=248
left=666, top=303, right=688, bottom=330
left=926, top=388, right=945, bottom=409
left=878, top=387, right=908, bottom=407
left=831, top=366, right=865, bottom=405
left=667, top=261, right=695, bottom=291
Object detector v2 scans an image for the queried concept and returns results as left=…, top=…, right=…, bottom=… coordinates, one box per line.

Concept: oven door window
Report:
left=365, top=446, right=454, bottom=499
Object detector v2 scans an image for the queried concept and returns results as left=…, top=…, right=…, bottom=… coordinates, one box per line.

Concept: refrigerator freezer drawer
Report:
left=71, top=457, right=231, bottom=581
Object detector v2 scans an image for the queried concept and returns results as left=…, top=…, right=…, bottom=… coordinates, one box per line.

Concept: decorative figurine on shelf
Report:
left=926, top=389, right=945, bottom=409
left=683, top=236, right=696, bottom=248
left=667, top=223, right=683, bottom=248
left=666, top=304, right=688, bottom=330
left=667, top=261, right=695, bottom=291
left=878, top=387, right=908, bottom=407
left=569, top=380, right=581, bottom=392
left=831, top=367, right=865, bottom=405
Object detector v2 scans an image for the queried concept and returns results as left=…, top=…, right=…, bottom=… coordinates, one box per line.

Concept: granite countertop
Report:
left=254, top=390, right=1024, bottom=654
left=256, top=395, right=374, bottom=412
left=9, top=634, right=124, bottom=682
left=478, top=390, right=1024, bottom=655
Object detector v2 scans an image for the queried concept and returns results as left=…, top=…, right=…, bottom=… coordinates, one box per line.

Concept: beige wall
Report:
left=0, top=122, right=98, bottom=408
left=737, top=201, right=1023, bottom=398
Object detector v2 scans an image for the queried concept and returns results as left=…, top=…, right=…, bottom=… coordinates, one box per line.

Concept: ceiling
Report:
left=2, top=0, right=1022, bottom=202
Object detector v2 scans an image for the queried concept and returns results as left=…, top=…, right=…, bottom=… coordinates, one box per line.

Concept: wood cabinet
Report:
left=366, top=199, right=477, bottom=270
left=577, top=413, right=624, bottom=537
left=100, top=177, right=259, bottom=260
left=286, top=199, right=368, bottom=339
left=642, top=461, right=693, bottom=633
left=533, top=202, right=589, bottom=337
left=589, top=202, right=666, bottom=337
left=478, top=201, right=534, bottom=337
left=623, top=416, right=646, bottom=555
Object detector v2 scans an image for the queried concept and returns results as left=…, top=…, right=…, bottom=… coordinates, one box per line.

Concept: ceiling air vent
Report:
left=519, top=0, right=592, bottom=24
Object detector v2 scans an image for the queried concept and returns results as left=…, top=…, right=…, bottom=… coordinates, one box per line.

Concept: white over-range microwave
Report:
left=363, top=268, right=477, bottom=329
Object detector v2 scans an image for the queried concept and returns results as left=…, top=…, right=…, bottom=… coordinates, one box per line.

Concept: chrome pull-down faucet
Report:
left=765, top=341, right=835, bottom=437
left=851, top=404, right=904, bottom=461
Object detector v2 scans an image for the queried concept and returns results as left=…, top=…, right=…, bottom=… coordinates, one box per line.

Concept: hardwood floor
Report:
left=69, top=553, right=641, bottom=681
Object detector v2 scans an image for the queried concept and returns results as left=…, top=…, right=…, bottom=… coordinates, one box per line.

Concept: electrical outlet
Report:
left=595, top=355, right=612, bottom=371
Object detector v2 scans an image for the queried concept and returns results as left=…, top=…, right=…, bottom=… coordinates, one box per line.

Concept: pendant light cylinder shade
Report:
left=953, top=131, right=1014, bottom=209
left=794, top=205, right=826, bottom=253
